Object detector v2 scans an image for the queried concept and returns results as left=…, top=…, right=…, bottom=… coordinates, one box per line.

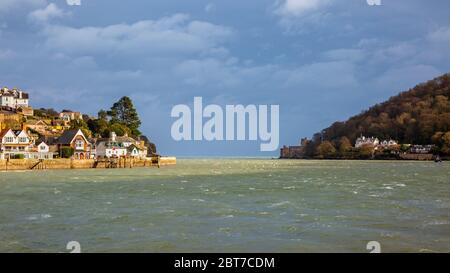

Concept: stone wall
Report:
left=399, top=154, right=434, bottom=161
left=0, top=157, right=176, bottom=171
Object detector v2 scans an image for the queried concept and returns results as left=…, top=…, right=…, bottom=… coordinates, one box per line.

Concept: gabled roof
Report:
left=0, top=129, right=12, bottom=139
left=57, top=129, right=89, bottom=145
left=127, top=144, right=141, bottom=152
left=116, top=136, right=137, bottom=143
left=0, top=129, right=27, bottom=138
left=27, top=119, right=48, bottom=126
left=35, top=141, right=49, bottom=147
left=36, top=136, right=59, bottom=146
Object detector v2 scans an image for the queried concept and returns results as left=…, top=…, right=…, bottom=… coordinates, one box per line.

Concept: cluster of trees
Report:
left=68, top=96, right=141, bottom=138
left=299, top=73, right=450, bottom=158
left=68, top=96, right=157, bottom=154
left=34, top=108, right=59, bottom=119
left=299, top=137, right=377, bottom=159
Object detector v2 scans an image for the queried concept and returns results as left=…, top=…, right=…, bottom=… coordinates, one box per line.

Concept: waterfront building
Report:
left=0, top=129, right=33, bottom=159
left=96, top=132, right=148, bottom=159
left=56, top=129, right=92, bottom=159
left=355, top=136, right=380, bottom=148
left=379, top=139, right=399, bottom=147
left=280, top=145, right=303, bottom=158
left=410, top=145, right=435, bottom=154
left=28, top=140, right=54, bottom=159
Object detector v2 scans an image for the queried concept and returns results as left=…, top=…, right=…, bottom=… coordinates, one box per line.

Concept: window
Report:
left=19, top=137, right=28, bottom=143
left=40, top=145, right=46, bottom=151
left=5, top=137, right=14, bottom=143
left=75, top=140, right=84, bottom=150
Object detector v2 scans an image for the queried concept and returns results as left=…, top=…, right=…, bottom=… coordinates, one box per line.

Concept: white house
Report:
left=95, top=132, right=127, bottom=158
left=355, top=136, right=380, bottom=148
left=96, top=142, right=128, bottom=158
left=28, top=141, right=54, bottom=159
left=127, top=144, right=141, bottom=158
left=0, top=129, right=33, bottom=159
left=95, top=132, right=148, bottom=159
left=379, top=139, right=398, bottom=147
left=355, top=135, right=400, bottom=150
left=0, top=128, right=54, bottom=159
left=0, top=88, right=29, bottom=109
left=59, top=111, right=83, bottom=122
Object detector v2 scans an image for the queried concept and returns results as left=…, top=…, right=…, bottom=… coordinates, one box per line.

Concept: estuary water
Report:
left=0, top=159, right=449, bottom=253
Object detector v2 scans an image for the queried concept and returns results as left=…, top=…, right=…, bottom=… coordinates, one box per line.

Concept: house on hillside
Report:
left=59, top=111, right=83, bottom=122
left=379, top=139, right=399, bottom=148
left=24, top=119, right=51, bottom=134
left=355, top=136, right=380, bottom=148
left=51, top=119, right=70, bottom=132
left=56, top=129, right=92, bottom=159
left=410, top=145, right=435, bottom=154
left=18, top=106, right=34, bottom=116
left=355, top=135, right=400, bottom=151
left=0, top=87, right=29, bottom=109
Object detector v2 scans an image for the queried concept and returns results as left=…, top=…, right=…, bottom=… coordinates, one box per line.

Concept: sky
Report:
left=1, top=0, right=450, bottom=156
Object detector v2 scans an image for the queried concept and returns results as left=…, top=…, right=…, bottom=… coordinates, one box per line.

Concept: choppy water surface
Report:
left=0, top=159, right=449, bottom=253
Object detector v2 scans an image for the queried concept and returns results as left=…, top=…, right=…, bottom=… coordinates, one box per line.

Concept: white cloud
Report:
left=275, top=0, right=331, bottom=17
left=273, top=0, right=334, bottom=34
left=28, top=3, right=68, bottom=23
left=41, top=14, right=233, bottom=56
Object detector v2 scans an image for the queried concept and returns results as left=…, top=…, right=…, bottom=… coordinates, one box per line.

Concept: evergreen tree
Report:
left=108, top=96, right=141, bottom=136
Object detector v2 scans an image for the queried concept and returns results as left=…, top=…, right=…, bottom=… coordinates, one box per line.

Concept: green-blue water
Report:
left=0, top=159, right=449, bottom=253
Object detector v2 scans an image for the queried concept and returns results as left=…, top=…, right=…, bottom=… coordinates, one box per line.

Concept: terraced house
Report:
left=0, top=129, right=32, bottom=159
left=0, top=128, right=53, bottom=159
